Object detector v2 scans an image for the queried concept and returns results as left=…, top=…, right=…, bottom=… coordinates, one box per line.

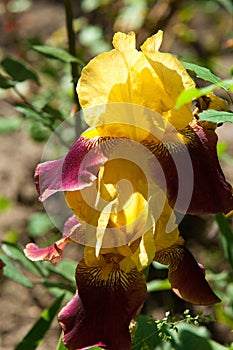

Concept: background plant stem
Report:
left=63, top=0, right=81, bottom=136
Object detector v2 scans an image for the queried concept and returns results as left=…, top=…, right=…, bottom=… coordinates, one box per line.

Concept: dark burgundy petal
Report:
left=155, top=245, right=221, bottom=305
left=58, top=259, right=147, bottom=350
left=145, top=121, right=233, bottom=215
left=35, top=136, right=107, bottom=201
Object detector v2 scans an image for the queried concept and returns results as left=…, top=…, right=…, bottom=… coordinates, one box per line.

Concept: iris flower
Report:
left=25, top=31, right=233, bottom=350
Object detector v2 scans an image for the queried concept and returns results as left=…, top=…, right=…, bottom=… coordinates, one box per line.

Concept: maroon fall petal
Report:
left=58, top=259, right=147, bottom=350
left=24, top=216, right=81, bottom=263
left=155, top=245, right=221, bottom=305
left=35, top=136, right=107, bottom=201
left=146, top=121, right=233, bottom=215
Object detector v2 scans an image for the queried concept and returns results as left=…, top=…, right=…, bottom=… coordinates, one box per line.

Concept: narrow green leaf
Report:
left=15, top=294, right=64, bottom=350
left=47, top=259, right=77, bottom=283
left=42, top=104, right=64, bottom=120
left=199, top=110, right=233, bottom=124
left=1, top=57, right=39, bottom=84
left=215, top=214, right=233, bottom=269
left=16, top=105, right=42, bottom=121
left=176, top=85, right=214, bottom=109
left=147, top=278, right=171, bottom=293
left=1, top=241, right=40, bottom=275
left=43, top=281, right=75, bottom=293
left=216, top=0, right=233, bottom=14
left=0, top=73, right=15, bottom=89
left=0, top=253, right=33, bottom=287
left=32, top=45, right=84, bottom=65
left=0, top=117, right=21, bottom=133
left=182, top=61, right=222, bottom=85
left=56, top=334, right=67, bottom=350
left=176, top=78, right=233, bottom=109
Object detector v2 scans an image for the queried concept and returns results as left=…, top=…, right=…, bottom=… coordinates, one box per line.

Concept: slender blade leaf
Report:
left=182, top=61, right=222, bottom=85
left=147, top=278, right=171, bottom=293
left=215, top=214, right=233, bottom=269
left=56, top=334, right=67, bottom=350
left=15, top=295, right=64, bottom=350
left=32, top=45, right=84, bottom=65
left=0, top=253, right=33, bottom=287
left=1, top=241, right=40, bottom=275
left=199, top=110, right=233, bottom=124
left=0, top=73, right=15, bottom=89
left=1, top=57, right=40, bottom=84
left=0, top=117, right=21, bottom=133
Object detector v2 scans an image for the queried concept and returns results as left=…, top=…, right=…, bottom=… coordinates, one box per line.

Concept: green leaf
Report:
left=15, top=295, right=64, bottom=350
left=43, top=281, right=75, bottom=294
left=1, top=57, right=39, bottom=84
left=215, top=214, right=233, bottom=269
left=132, top=315, right=164, bottom=349
left=182, top=61, right=222, bottom=85
left=199, top=110, right=233, bottom=124
left=32, top=45, right=84, bottom=65
left=176, top=85, right=215, bottom=109
left=42, top=104, right=64, bottom=120
left=56, top=334, right=67, bottom=350
left=0, top=197, right=12, bottom=211
left=0, top=73, right=15, bottom=89
left=176, top=79, right=233, bottom=109
left=147, top=278, right=171, bottom=293
left=16, top=105, right=42, bottom=120
left=1, top=241, right=40, bottom=275
left=171, top=323, right=228, bottom=350
left=47, top=259, right=77, bottom=283
left=217, top=142, right=227, bottom=157
left=216, top=0, right=233, bottom=14
left=0, top=253, right=33, bottom=287
left=28, top=213, right=55, bottom=237
left=28, top=121, right=51, bottom=142
left=0, top=117, right=21, bottom=133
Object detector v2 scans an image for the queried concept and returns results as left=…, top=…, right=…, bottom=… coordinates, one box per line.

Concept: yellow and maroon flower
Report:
left=25, top=31, right=233, bottom=350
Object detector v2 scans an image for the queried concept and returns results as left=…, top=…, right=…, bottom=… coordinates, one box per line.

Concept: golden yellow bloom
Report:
left=25, top=30, right=233, bottom=350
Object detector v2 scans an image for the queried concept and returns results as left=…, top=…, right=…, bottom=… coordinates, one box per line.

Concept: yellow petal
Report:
left=112, top=31, right=136, bottom=51
left=120, top=228, right=156, bottom=272
left=77, top=50, right=129, bottom=111
left=84, top=246, right=105, bottom=267
left=154, top=200, right=184, bottom=252
left=78, top=43, right=167, bottom=127
left=140, top=30, right=163, bottom=52
left=142, top=50, right=195, bottom=129
left=143, top=51, right=195, bottom=95
left=163, top=104, right=194, bottom=130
